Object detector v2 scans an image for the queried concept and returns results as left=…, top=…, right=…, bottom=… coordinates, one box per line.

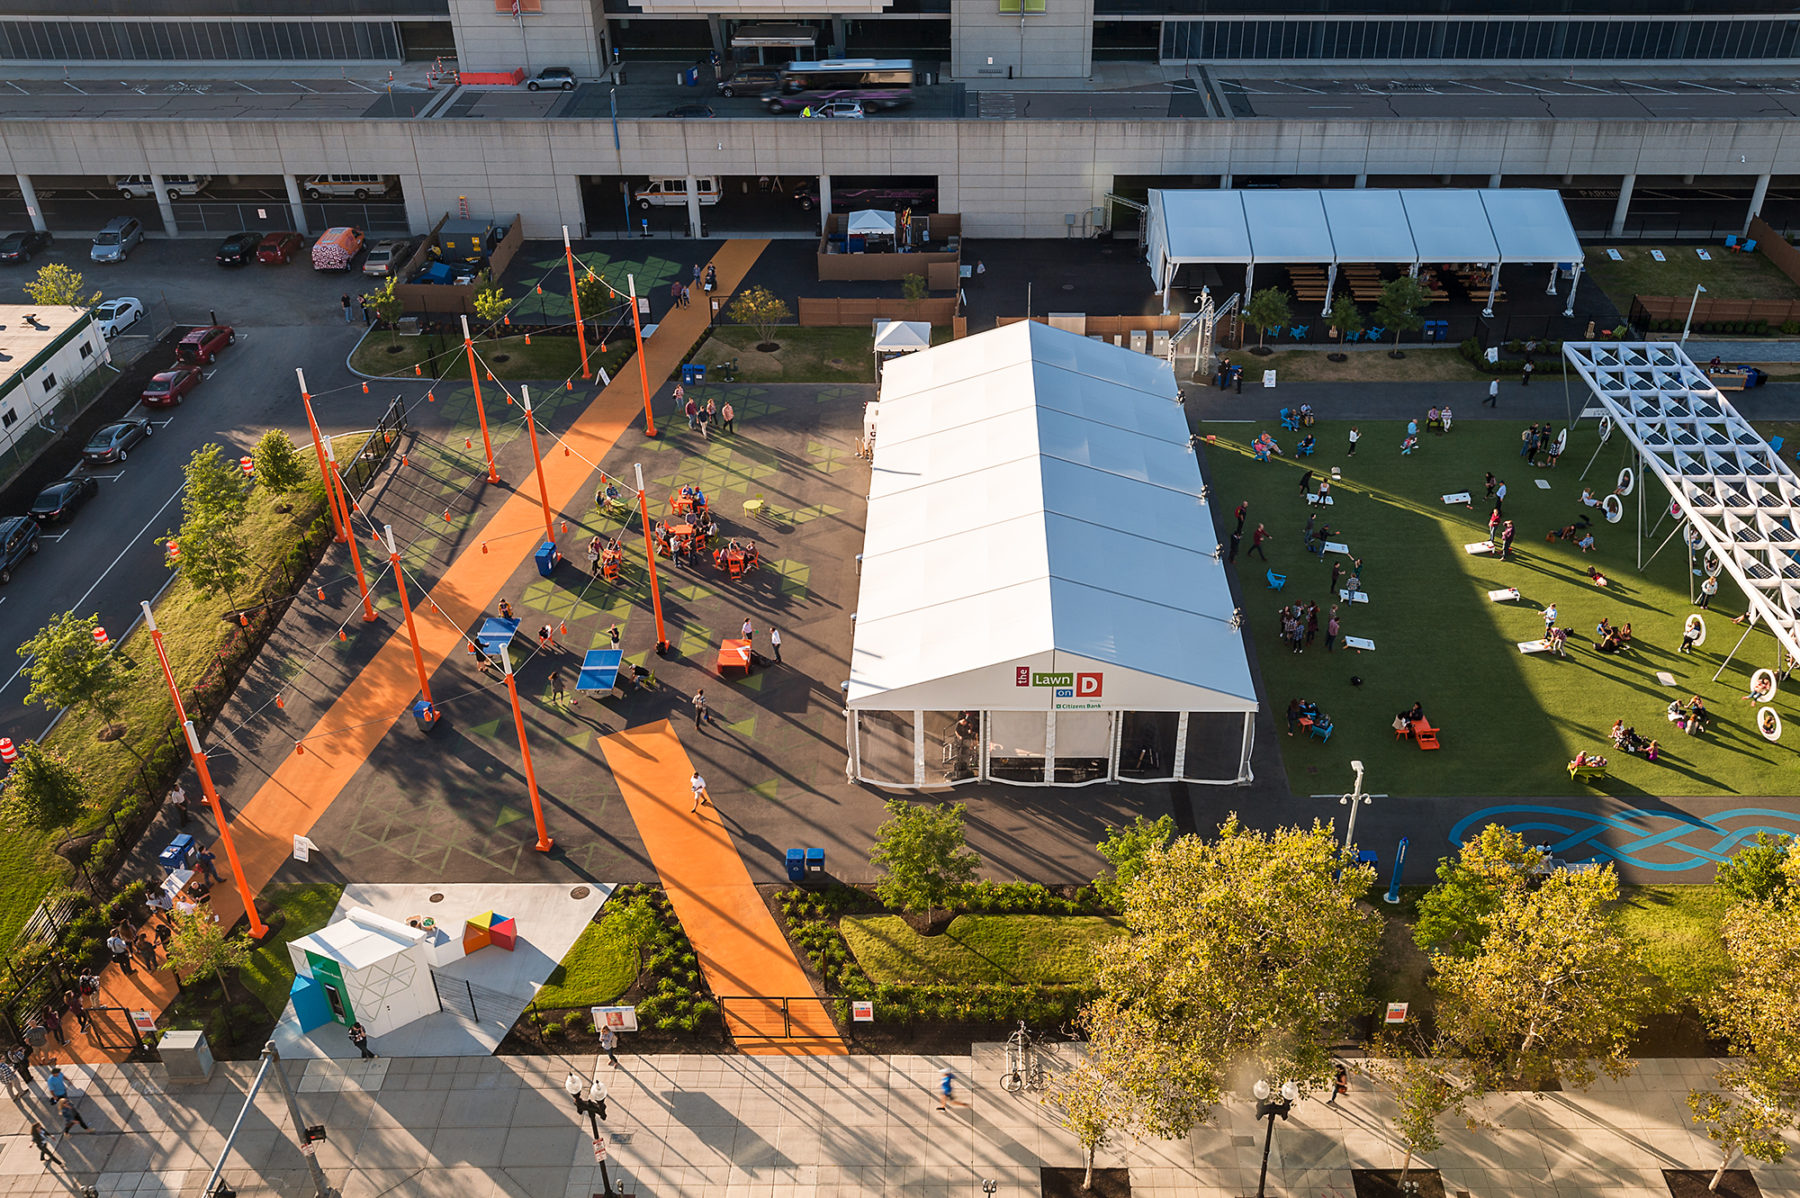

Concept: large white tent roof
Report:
left=848, top=321, right=1256, bottom=713
left=1479, top=188, right=1585, bottom=264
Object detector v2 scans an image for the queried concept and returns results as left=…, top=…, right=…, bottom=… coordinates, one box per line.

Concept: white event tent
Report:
left=846, top=209, right=897, bottom=237
left=1145, top=187, right=1583, bottom=318
left=846, top=320, right=1257, bottom=789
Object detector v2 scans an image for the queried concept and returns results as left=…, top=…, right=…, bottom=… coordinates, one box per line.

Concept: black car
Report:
left=0, top=516, right=40, bottom=584
left=28, top=476, right=98, bottom=524
left=716, top=66, right=781, bottom=98
left=0, top=229, right=53, bottom=264
left=664, top=104, right=717, bottom=118
left=82, top=418, right=153, bottom=464
left=215, top=231, right=261, bottom=266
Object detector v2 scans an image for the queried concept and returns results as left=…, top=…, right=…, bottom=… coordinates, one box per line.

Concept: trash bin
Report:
left=682, top=364, right=706, bottom=385
left=805, top=847, right=825, bottom=874
left=411, top=700, right=439, bottom=734
left=1355, top=849, right=1379, bottom=870
left=534, top=541, right=561, bottom=578
left=785, top=849, right=805, bottom=883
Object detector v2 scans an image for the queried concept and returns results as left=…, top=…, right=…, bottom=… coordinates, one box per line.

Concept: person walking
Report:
left=340, top=294, right=353, bottom=323
left=106, top=930, right=133, bottom=974
left=1346, top=427, right=1360, bottom=456
left=57, top=1095, right=87, bottom=1134
left=1698, top=574, right=1718, bottom=608
left=1485, top=378, right=1499, bottom=408
left=30, top=1122, right=58, bottom=1167
left=45, top=1068, right=67, bottom=1105
left=1521, top=357, right=1535, bottom=386
left=692, top=688, right=713, bottom=728
left=720, top=401, right=735, bottom=433
left=696, top=403, right=711, bottom=440
left=936, top=1068, right=965, bottom=1112
left=170, top=781, right=190, bottom=827
left=1543, top=603, right=1558, bottom=635
left=549, top=669, right=566, bottom=707
left=197, top=846, right=221, bottom=885
left=1248, top=524, right=1268, bottom=560
left=608, top=625, right=621, bottom=650
left=690, top=771, right=712, bottom=814
left=769, top=627, right=782, bottom=663
left=1325, top=611, right=1340, bottom=653
left=1228, top=530, right=1241, bottom=562
left=349, top=1022, right=376, bottom=1059
left=1500, top=520, right=1516, bottom=560
left=600, top=1023, right=619, bottom=1068
left=135, top=931, right=157, bottom=970
left=1484, top=472, right=1497, bottom=498
left=0, top=1057, right=27, bottom=1102
left=1234, top=500, right=1247, bottom=533
left=1327, top=1064, right=1349, bottom=1106
left=63, top=990, right=87, bottom=1033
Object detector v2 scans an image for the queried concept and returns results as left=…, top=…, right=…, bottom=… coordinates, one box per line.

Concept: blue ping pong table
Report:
left=476, top=617, right=521, bottom=655
left=577, top=648, right=625, bottom=692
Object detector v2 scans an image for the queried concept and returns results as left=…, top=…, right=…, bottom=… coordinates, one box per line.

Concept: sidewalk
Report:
left=0, top=1046, right=1792, bottom=1198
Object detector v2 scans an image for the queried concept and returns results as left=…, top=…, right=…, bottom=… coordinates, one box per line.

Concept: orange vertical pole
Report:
left=629, top=274, right=657, bottom=437
left=564, top=225, right=591, bottom=380
left=295, top=368, right=348, bottom=543
left=519, top=386, right=556, bottom=547
left=500, top=644, right=554, bottom=852
left=460, top=313, right=502, bottom=483
left=382, top=525, right=435, bottom=711
left=325, top=438, right=378, bottom=623
left=635, top=463, right=669, bottom=654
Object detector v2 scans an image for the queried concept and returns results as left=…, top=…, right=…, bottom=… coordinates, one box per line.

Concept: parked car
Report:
left=716, top=66, right=781, bottom=98
left=0, top=229, right=52, bottom=264
left=663, top=104, right=716, bottom=119
left=0, top=516, right=41, bottom=584
left=82, top=418, right=153, bottom=464
left=311, top=227, right=365, bottom=271
left=363, top=238, right=416, bottom=277
left=214, top=231, right=261, bottom=266
left=256, top=231, right=303, bottom=264
left=114, top=174, right=211, bottom=199
left=93, top=297, right=145, bottom=339
left=527, top=67, right=577, bottom=91
left=635, top=177, right=722, bottom=210
left=28, top=476, right=98, bottom=525
left=303, top=175, right=390, bottom=200
left=805, top=100, right=866, bottom=119
left=176, top=324, right=234, bottom=364
left=139, top=365, right=203, bottom=407
left=90, top=216, right=144, bottom=263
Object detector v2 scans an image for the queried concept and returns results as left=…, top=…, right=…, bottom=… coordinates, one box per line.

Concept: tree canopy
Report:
left=251, top=429, right=309, bottom=495
left=0, top=742, right=88, bottom=833
left=23, top=262, right=99, bottom=309
left=1412, top=823, right=1545, bottom=960
left=18, top=609, right=134, bottom=726
left=1715, top=832, right=1794, bottom=905
left=181, top=443, right=251, bottom=524
left=869, top=798, right=982, bottom=921
left=1094, top=814, right=1174, bottom=909
left=1244, top=288, right=1293, bottom=349
left=725, top=286, right=792, bottom=345
left=1373, top=276, right=1431, bottom=344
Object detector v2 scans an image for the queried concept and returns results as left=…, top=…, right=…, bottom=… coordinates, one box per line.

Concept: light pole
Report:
left=1681, top=283, right=1707, bottom=343
left=1251, top=1078, right=1299, bottom=1198
left=1339, top=759, right=1369, bottom=854
left=567, top=1071, right=618, bottom=1194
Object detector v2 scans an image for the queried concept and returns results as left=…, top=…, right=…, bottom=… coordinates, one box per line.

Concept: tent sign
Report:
left=1016, top=668, right=1105, bottom=710
left=852, top=1000, right=874, bottom=1022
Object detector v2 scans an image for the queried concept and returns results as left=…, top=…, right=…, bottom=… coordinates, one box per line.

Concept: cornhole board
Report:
left=1487, top=588, right=1521, bottom=602
left=1343, top=636, right=1376, bottom=652
left=1324, top=541, right=1350, bottom=555
left=1442, top=491, right=1472, bottom=505
left=1465, top=541, right=1497, bottom=555
left=1517, top=640, right=1554, bottom=654
left=1656, top=671, right=1679, bottom=686
left=1535, top=479, right=1551, bottom=489
left=1651, top=249, right=1667, bottom=261
left=1696, top=248, right=1712, bottom=260
left=1338, top=590, right=1369, bottom=603
left=1306, top=492, right=1335, bottom=506
left=1607, top=248, right=1624, bottom=261
left=577, top=648, right=624, bottom=692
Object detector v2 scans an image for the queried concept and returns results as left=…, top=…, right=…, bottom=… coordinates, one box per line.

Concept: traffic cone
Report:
left=275, top=695, right=285, bottom=709
left=317, top=587, right=326, bottom=601
left=339, top=630, right=347, bottom=641
left=415, top=364, right=422, bottom=376
left=295, top=743, right=305, bottom=755
left=362, top=382, right=370, bottom=393
left=481, top=542, right=488, bottom=554
left=428, top=391, right=436, bottom=402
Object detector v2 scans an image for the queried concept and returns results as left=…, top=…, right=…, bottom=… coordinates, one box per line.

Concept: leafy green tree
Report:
left=0, top=743, right=88, bottom=834
left=575, top=274, right=610, bottom=338
left=1362, top=1030, right=1473, bottom=1182
left=23, top=262, right=99, bottom=309
left=365, top=275, right=405, bottom=336
left=18, top=610, right=135, bottom=732
left=1432, top=863, right=1649, bottom=1091
left=1689, top=1085, right=1793, bottom=1191
left=1083, top=816, right=1379, bottom=1139
left=171, top=509, right=252, bottom=608
left=1716, top=832, right=1794, bottom=905
left=1094, top=814, right=1174, bottom=909
left=1373, top=276, right=1431, bottom=349
left=1244, top=288, right=1293, bottom=349
left=472, top=276, right=509, bottom=337
left=606, top=893, right=664, bottom=976
left=1042, top=1059, right=1117, bottom=1191
left=901, top=272, right=928, bottom=301
left=869, top=799, right=982, bottom=922
left=1327, top=292, right=1364, bottom=344
left=251, top=429, right=308, bottom=495
left=181, top=443, right=250, bottom=524
left=725, top=285, right=792, bottom=346
left=161, top=909, right=253, bottom=1036
left=1412, top=824, right=1545, bottom=960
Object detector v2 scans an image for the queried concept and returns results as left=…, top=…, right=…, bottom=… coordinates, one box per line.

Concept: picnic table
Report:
left=577, top=648, right=624, bottom=693
left=717, top=638, right=753, bottom=677
left=477, top=617, right=521, bottom=654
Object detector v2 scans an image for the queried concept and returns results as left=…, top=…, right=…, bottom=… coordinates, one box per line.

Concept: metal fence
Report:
left=432, top=971, right=517, bottom=1024
left=171, top=201, right=411, bottom=236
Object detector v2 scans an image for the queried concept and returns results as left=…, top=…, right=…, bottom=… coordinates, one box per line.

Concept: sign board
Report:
left=593, top=1136, right=607, bottom=1162
left=256, top=208, right=267, bottom=220
left=591, top=1005, right=640, bottom=1032
left=637, top=296, right=650, bottom=317
left=1262, top=369, right=1276, bottom=388
left=300, top=1142, right=316, bottom=1157
left=131, top=1010, right=158, bottom=1034
left=1485, top=346, right=1499, bottom=364
left=1385, top=1002, right=1409, bottom=1024
left=1014, top=667, right=1105, bottom=711
left=597, top=367, right=611, bottom=387
left=292, top=835, right=317, bottom=863
left=851, top=1000, right=874, bottom=1023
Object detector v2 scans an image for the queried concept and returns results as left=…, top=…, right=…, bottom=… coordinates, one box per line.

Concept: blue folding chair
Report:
left=1291, top=324, right=1310, bottom=341
left=1368, top=325, right=1386, bottom=341
left=1266, top=326, right=1284, bottom=341
left=1309, top=720, right=1334, bottom=744
left=1280, top=408, right=1301, bottom=432
left=1266, top=569, right=1287, bottom=591
left=1772, top=435, right=1786, bottom=455
left=1744, top=239, right=1759, bottom=254
left=1345, top=329, right=1362, bottom=343
left=1725, top=235, right=1740, bottom=251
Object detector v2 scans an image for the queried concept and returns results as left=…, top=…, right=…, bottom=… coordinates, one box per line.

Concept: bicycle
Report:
left=1000, top=1021, right=1046, bottom=1093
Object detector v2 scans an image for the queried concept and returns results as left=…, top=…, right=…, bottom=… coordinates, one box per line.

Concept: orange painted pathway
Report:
left=64, top=241, right=770, bottom=1063
left=600, top=722, right=844, bottom=1055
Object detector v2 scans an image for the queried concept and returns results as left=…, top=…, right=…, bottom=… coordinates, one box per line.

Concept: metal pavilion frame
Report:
left=1562, top=340, right=1800, bottom=677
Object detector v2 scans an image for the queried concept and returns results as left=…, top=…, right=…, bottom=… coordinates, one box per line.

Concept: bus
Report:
left=762, top=59, right=915, bottom=113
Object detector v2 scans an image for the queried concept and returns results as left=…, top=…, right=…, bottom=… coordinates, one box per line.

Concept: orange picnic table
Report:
left=717, top=638, right=753, bottom=677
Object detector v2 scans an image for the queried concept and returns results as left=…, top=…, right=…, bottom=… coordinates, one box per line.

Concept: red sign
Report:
left=593, top=1136, right=607, bottom=1162
left=1015, top=666, right=1030, bottom=687
left=1075, top=672, right=1103, bottom=698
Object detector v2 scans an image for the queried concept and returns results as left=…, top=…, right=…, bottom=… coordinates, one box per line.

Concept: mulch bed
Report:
left=1665, top=1170, right=1762, bottom=1198
left=1041, top=1166, right=1129, bottom=1198
left=1352, top=1168, right=1447, bottom=1198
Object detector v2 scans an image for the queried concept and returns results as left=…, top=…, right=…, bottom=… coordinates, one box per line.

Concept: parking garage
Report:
left=0, top=173, right=410, bottom=239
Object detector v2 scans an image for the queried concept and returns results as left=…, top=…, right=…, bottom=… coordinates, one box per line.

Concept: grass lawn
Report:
left=239, top=882, right=346, bottom=1016
left=841, top=914, right=1122, bottom=985
left=350, top=330, right=634, bottom=383
left=1611, top=884, right=1732, bottom=1008
left=1244, top=347, right=1490, bottom=384
left=1204, top=419, right=1800, bottom=798
left=1583, top=244, right=1800, bottom=311
left=533, top=916, right=639, bottom=1008
left=691, top=324, right=949, bottom=384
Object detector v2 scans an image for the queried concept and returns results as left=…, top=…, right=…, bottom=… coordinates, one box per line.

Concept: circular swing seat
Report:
left=1603, top=494, right=1624, bottom=524
left=1685, top=614, right=1708, bottom=647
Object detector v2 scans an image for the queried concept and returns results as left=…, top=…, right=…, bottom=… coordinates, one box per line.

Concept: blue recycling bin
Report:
left=1355, top=849, right=1379, bottom=869
left=785, top=849, right=806, bottom=883
left=411, top=699, right=439, bottom=734
left=805, top=848, right=825, bottom=874
left=158, top=833, right=196, bottom=872
left=681, top=363, right=706, bottom=385
left=534, top=541, right=561, bottom=578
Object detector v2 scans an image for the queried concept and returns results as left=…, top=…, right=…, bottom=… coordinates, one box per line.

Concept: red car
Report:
left=256, top=231, right=303, bottom=264
left=176, top=324, right=235, bottom=365
left=140, top=366, right=202, bottom=407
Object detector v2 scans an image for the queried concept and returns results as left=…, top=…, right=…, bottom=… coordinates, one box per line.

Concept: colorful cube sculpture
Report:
left=464, top=910, right=517, bottom=954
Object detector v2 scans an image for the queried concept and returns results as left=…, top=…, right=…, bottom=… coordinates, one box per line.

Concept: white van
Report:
left=114, top=175, right=211, bottom=199
left=634, top=177, right=721, bottom=210
left=304, top=174, right=392, bottom=200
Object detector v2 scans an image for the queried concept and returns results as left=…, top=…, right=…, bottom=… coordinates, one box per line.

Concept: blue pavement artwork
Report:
left=1449, top=805, right=1800, bottom=872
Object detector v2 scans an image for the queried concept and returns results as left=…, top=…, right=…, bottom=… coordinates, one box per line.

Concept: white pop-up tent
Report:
left=873, top=319, right=930, bottom=356
left=846, top=319, right=1257, bottom=789
left=847, top=209, right=897, bottom=236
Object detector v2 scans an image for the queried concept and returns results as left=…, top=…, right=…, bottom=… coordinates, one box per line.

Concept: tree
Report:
left=1689, top=1084, right=1793, bottom=1191
left=901, top=272, right=928, bottom=301
left=171, top=509, right=253, bottom=608
left=1715, top=832, right=1794, bottom=905
left=472, top=276, right=509, bottom=337
left=1083, top=817, right=1380, bottom=1139
left=1412, top=824, right=1545, bottom=960
left=725, top=285, right=792, bottom=347
left=1327, top=291, right=1363, bottom=345
left=0, top=743, right=88, bottom=834
left=23, top=262, right=99, bottom=309
left=869, top=798, right=982, bottom=922
left=1373, top=276, right=1431, bottom=351
left=575, top=274, right=610, bottom=338
left=365, top=275, right=405, bottom=337
left=605, top=893, right=663, bottom=976
left=251, top=429, right=308, bottom=495
left=161, top=909, right=253, bottom=1037
left=181, top=443, right=251, bottom=524
left=1432, top=864, right=1649, bottom=1091
left=18, top=610, right=135, bottom=733
left=1093, top=814, right=1174, bottom=909
left=1243, top=288, right=1293, bottom=350
left=1042, top=1059, right=1116, bottom=1190
left=1362, top=1030, right=1473, bottom=1182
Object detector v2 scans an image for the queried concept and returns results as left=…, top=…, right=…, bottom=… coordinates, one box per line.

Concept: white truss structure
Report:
left=1563, top=341, right=1800, bottom=666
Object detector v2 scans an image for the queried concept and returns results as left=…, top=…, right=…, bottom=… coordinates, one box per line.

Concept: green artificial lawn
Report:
left=533, top=916, right=639, bottom=1009
left=1205, top=419, right=1800, bottom=797
left=239, top=883, right=346, bottom=1016
left=841, top=914, right=1123, bottom=985
left=1582, top=243, right=1800, bottom=311
left=350, top=330, right=634, bottom=383
left=1610, top=884, right=1733, bottom=1007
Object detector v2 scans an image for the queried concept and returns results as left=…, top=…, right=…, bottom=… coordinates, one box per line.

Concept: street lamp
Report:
left=567, top=1072, right=618, bottom=1194
left=1339, top=759, right=1369, bottom=854
left=1250, top=1079, right=1300, bottom=1198
left=1681, top=284, right=1707, bottom=343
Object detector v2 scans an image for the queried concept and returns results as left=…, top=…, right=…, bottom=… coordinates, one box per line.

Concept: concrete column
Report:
left=1488, top=173, right=1503, bottom=188
left=1220, top=173, right=1233, bottom=190
left=1745, top=172, right=1772, bottom=236
left=15, top=175, right=45, bottom=232
left=283, top=173, right=310, bottom=236
left=1483, top=265, right=1500, bottom=318
left=707, top=16, right=725, bottom=64
left=818, top=174, right=832, bottom=237
left=684, top=175, right=702, bottom=238
left=149, top=173, right=177, bottom=236
left=1354, top=174, right=1368, bottom=188
left=831, top=16, right=846, bottom=55
left=1321, top=263, right=1336, bottom=317
left=1610, top=173, right=1636, bottom=237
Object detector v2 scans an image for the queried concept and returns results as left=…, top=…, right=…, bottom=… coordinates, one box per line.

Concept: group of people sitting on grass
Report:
left=1666, top=695, right=1710, bottom=735
left=1570, top=749, right=1610, bottom=770
left=1595, top=617, right=1634, bottom=653
left=1284, top=697, right=1324, bottom=735
left=1610, top=719, right=1661, bottom=760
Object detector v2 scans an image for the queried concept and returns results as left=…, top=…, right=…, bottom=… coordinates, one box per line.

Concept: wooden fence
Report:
left=1750, top=217, right=1800, bottom=289
left=798, top=297, right=959, bottom=326
left=1631, top=294, right=1800, bottom=327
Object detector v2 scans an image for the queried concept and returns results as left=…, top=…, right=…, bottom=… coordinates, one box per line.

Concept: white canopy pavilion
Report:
left=846, top=320, right=1257, bottom=788
left=846, top=209, right=897, bottom=237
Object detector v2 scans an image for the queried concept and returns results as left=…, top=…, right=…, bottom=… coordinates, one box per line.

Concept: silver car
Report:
left=362, top=239, right=416, bottom=277
left=90, top=216, right=144, bottom=262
